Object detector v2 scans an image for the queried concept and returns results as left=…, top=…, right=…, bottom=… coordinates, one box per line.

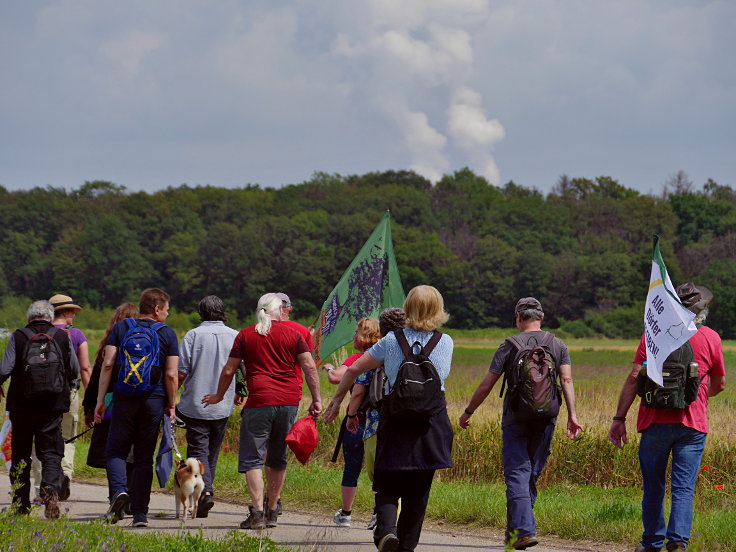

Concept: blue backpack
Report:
left=114, top=318, right=165, bottom=396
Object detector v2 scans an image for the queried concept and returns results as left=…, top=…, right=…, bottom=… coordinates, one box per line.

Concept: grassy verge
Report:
left=0, top=507, right=285, bottom=552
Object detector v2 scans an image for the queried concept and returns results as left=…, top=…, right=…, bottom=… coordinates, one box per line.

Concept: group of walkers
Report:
left=0, top=281, right=726, bottom=552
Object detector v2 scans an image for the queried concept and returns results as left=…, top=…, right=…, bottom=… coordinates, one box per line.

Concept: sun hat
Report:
left=48, top=294, right=82, bottom=312
left=675, top=283, right=713, bottom=314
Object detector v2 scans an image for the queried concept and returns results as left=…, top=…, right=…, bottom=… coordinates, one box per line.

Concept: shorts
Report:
left=238, top=405, right=298, bottom=472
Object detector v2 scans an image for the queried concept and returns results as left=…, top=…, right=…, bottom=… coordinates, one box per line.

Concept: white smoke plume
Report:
left=330, top=0, right=505, bottom=184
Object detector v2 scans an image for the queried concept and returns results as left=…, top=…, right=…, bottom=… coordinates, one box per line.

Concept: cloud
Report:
left=100, top=30, right=166, bottom=77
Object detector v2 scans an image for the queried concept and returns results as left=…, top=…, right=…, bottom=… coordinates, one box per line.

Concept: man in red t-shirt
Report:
left=609, top=283, right=726, bottom=552
left=202, top=293, right=321, bottom=531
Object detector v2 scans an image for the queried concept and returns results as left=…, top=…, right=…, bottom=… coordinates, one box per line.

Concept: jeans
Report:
left=106, top=390, right=165, bottom=515
left=177, top=411, right=228, bottom=495
left=638, top=423, right=706, bottom=550
left=501, top=419, right=556, bottom=540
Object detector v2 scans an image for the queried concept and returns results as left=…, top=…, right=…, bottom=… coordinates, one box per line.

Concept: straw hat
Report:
left=48, top=294, right=83, bottom=312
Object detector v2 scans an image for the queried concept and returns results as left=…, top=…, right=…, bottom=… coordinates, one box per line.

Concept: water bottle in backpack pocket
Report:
left=637, top=341, right=702, bottom=410
left=19, top=327, right=66, bottom=399
left=114, top=319, right=165, bottom=396
left=500, top=332, right=561, bottom=421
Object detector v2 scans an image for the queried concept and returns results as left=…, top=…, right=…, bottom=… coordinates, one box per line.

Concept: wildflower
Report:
left=702, top=465, right=709, bottom=471
left=715, top=484, right=724, bottom=490
left=223, top=445, right=230, bottom=452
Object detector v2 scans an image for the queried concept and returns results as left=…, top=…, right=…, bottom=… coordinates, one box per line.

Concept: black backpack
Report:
left=18, top=327, right=67, bottom=399
left=637, top=341, right=701, bottom=410
left=384, top=330, right=444, bottom=421
left=500, top=331, right=561, bottom=420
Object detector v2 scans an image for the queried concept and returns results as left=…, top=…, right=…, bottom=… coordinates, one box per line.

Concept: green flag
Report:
left=313, top=211, right=405, bottom=365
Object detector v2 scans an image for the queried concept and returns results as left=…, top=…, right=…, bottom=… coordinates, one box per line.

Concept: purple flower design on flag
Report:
left=344, top=250, right=389, bottom=321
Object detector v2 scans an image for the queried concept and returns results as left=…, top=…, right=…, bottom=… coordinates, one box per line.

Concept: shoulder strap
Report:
left=540, top=331, right=555, bottom=348
left=421, top=331, right=442, bottom=357
left=394, top=329, right=412, bottom=358
left=505, top=334, right=524, bottom=350
left=151, top=322, right=166, bottom=332
left=18, top=327, right=35, bottom=341
left=46, top=327, right=59, bottom=340
left=124, top=318, right=137, bottom=331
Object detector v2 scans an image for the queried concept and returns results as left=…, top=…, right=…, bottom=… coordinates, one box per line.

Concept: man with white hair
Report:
left=0, top=300, right=77, bottom=520
left=202, top=293, right=321, bottom=530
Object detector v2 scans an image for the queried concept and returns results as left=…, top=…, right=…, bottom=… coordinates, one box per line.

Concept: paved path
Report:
left=0, top=476, right=623, bottom=552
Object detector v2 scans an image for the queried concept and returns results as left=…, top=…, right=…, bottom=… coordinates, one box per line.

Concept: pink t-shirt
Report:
left=633, top=325, right=725, bottom=433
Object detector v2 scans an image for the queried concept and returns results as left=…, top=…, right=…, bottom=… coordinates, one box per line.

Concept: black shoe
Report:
left=59, top=475, right=71, bottom=501
left=132, top=514, right=148, bottom=527
left=106, top=491, right=129, bottom=524
left=240, top=506, right=266, bottom=530
left=41, top=489, right=60, bottom=520
left=264, top=496, right=283, bottom=516
left=377, top=533, right=400, bottom=552
left=197, top=494, right=214, bottom=518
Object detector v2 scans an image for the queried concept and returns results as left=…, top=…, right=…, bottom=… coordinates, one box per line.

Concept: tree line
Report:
left=1, top=169, right=734, bottom=338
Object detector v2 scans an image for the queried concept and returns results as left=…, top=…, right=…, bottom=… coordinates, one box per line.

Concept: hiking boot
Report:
left=333, top=508, right=352, bottom=527
left=240, top=506, right=266, bottom=530
left=367, top=512, right=377, bottom=530
left=132, top=514, right=148, bottom=527
left=196, top=494, right=214, bottom=518
left=511, top=535, right=538, bottom=550
left=59, top=475, right=71, bottom=501
left=635, top=545, right=662, bottom=552
left=266, top=508, right=279, bottom=528
left=377, top=533, right=400, bottom=552
left=264, top=496, right=282, bottom=516
left=666, top=543, right=686, bottom=552
left=42, top=491, right=60, bottom=520
left=106, top=491, right=130, bottom=524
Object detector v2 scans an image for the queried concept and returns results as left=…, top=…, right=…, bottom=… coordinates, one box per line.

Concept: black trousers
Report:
left=9, top=408, right=64, bottom=509
left=373, top=469, right=436, bottom=552
left=177, top=411, right=229, bottom=495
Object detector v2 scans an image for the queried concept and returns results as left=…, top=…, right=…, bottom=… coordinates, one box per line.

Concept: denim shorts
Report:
left=238, top=405, right=298, bottom=472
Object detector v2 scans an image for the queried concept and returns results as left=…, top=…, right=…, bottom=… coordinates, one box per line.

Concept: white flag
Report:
left=644, top=237, right=697, bottom=385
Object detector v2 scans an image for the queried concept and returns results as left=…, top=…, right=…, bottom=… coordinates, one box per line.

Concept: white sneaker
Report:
left=333, top=509, right=352, bottom=527
left=367, top=512, right=377, bottom=530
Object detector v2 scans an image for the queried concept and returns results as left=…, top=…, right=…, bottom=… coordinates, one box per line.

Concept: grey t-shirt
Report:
left=489, top=330, right=570, bottom=424
left=178, top=321, right=239, bottom=420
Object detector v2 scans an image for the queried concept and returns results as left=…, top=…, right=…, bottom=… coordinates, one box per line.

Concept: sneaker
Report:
left=196, top=494, right=214, bottom=518
left=240, top=506, right=266, bottom=530
left=106, top=491, right=130, bottom=524
left=377, top=533, right=400, bottom=552
left=132, top=514, right=148, bottom=528
left=635, top=545, right=662, bottom=552
left=43, top=492, right=60, bottom=520
left=333, top=509, right=352, bottom=527
left=511, top=535, right=539, bottom=550
left=367, top=512, right=377, bottom=530
left=59, top=475, right=71, bottom=502
left=666, top=543, right=686, bottom=552
left=266, top=508, right=279, bottom=528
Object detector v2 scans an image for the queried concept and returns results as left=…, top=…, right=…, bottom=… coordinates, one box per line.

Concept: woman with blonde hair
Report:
left=324, top=285, right=454, bottom=552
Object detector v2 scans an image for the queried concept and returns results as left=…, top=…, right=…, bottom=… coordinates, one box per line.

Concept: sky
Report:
left=1, top=0, right=734, bottom=195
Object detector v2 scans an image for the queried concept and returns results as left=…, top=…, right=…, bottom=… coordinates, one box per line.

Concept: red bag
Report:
left=285, top=416, right=319, bottom=465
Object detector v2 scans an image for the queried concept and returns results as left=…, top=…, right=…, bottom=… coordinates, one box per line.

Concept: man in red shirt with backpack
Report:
left=609, top=283, right=726, bottom=552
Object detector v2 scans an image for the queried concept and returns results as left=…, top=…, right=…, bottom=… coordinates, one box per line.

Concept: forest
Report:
left=1, top=169, right=735, bottom=338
